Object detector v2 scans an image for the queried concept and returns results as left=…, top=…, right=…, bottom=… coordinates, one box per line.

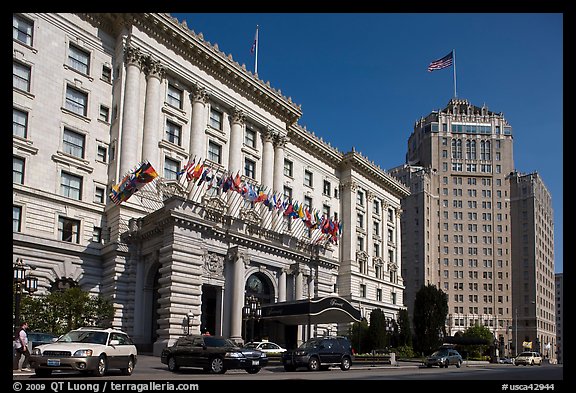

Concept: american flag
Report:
left=428, top=51, right=453, bottom=72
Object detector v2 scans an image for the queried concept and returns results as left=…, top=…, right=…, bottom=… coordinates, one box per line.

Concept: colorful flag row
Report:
left=109, top=161, right=159, bottom=205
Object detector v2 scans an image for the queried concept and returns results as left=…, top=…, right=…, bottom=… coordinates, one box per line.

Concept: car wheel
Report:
left=121, top=357, right=135, bottom=376
left=283, top=365, right=296, bottom=372
left=93, top=355, right=107, bottom=377
left=167, top=357, right=179, bottom=372
left=307, top=357, right=320, bottom=371
left=340, top=356, right=351, bottom=371
left=456, top=360, right=462, bottom=368
left=246, top=367, right=261, bottom=374
left=209, top=357, right=226, bottom=374
left=35, top=369, right=52, bottom=377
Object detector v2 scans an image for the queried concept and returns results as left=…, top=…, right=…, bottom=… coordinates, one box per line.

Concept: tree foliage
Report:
left=367, top=308, right=387, bottom=350
left=397, top=308, right=412, bottom=347
left=413, top=284, right=448, bottom=355
left=462, top=324, right=493, bottom=358
left=19, top=287, right=114, bottom=335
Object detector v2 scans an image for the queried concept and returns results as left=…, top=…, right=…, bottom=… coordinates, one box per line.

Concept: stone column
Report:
left=228, top=246, right=246, bottom=343
left=119, top=46, right=143, bottom=177
left=189, top=85, right=209, bottom=160
left=295, top=267, right=304, bottom=300
left=261, top=128, right=275, bottom=190
left=228, top=108, right=245, bottom=215
left=273, top=135, right=288, bottom=194
left=141, top=57, right=165, bottom=170
left=278, top=268, right=287, bottom=302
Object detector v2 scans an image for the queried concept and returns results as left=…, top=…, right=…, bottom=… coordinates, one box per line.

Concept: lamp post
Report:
left=186, top=311, right=194, bottom=335
left=13, top=258, right=38, bottom=332
left=514, top=307, right=518, bottom=357
left=242, top=295, right=261, bottom=343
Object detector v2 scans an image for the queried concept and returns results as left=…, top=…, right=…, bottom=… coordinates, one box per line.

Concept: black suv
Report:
left=160, top=335, right=268, bottom=374
left=281, top=336, right=353, bottom=371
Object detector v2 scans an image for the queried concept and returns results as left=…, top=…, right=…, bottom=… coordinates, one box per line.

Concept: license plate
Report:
left=252, top=360, right=259, bottom=366
left=47, top=359, right=60, bottom=367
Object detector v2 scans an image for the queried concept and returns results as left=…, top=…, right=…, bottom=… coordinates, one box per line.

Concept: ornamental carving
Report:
left=143, top=57, right=165, bottom=79
left=240, top=207, right=262, bottom=226
left=124, top=45, right=143, bottom=67
left=231, top=107, right=245, bottom=125
left=191, top=84, right=210, bottom=104
left=341, top=180, right=358, bottom=192
left=203, top=252, right=224, bottom=277
left=202, top=195, right=227, bottom=219
left=356, top=250, right=369, bottom=263
left=273, top=135, right=289, bottom=148
left=262, top=127, right=277, bottom=143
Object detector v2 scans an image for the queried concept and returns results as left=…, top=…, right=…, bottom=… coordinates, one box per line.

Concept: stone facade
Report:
left=13, top=13, right=408, bottom=355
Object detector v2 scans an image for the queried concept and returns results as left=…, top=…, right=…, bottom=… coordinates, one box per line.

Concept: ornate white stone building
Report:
left=12, top=13, right=409, bottom=354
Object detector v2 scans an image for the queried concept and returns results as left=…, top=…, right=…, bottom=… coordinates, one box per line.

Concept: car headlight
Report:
left=260, top=352, right=267, bottom=358
left=225, top=352, right=244, bottom=358
left=295, top=351, right=307, bottom=356
left=73, top=349, right=93, bottom=357
left=32, top=348, right=42, bottom=355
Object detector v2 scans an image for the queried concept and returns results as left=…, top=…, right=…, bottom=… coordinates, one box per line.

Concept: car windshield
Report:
left=244, top=343, right=258, bottom=349
left=518, top=352, right=533, bottom=357
left=57, top=331, right=108, bottom=345
left=431, top=350, right=449, bottom=357
left=298, top=339, right=322, bottom=349
left=203, top=337, right=237, bottom=347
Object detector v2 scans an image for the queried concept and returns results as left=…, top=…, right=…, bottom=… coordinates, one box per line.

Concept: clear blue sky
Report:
left=172, top=13, right=563, bottom=274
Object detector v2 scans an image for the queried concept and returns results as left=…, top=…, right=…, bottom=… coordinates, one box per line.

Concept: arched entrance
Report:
left=243, top=272, right=272, bottom=343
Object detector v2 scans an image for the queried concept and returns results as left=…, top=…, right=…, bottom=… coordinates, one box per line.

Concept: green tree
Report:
left=367, top=308, right=387, bottom=351
left=397, top=308, right=412, bottom=347
left=19, top=287, right=114, bottom=335
left=462, top=324, right=493, bottom=359
left=413, top=284, right=448, bottom=355
left=349, top=318, right=369, bottom=354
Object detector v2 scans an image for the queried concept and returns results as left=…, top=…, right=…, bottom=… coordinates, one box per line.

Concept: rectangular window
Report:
left=94, top=186, right=105, bottom=204
left=13, top=61, right=31, bottom=92
left=165, top=120, right=181, bottom=146
left=167, top=84, right=183, bottom=109
left=323, top=180, right=331, bottom=196
left=63, top=128, right=85, bottom=158
left=357, top=191, right=364, bottom=206
left=92, top=226, right=102, bottom=243
left=244, top=158, right=256, bottom=179
left=58, top=216, right=80, bottom=243
left=357, top=213, right=364, bottom=229
left=373, top=199, right=380, bottom=215
left=209, top=108, right=223, bottom=130
left=13, top=156, right=25, bottom=184
left=284, top=160, right=293, bottom=177
left=373, top=221, right=380, bottom=237
left=304, top=170, right=313, bottom=187
left=283, top=186, right=292, bottom=200
left=13, top=108, right=28, bottom=138
left=68, top=44, right=90, bottom=75
left=373, top=243, right=380, bottom=257
left=97, top=146, right=107, bottom=163
left=360, top=284, right=366, bottom=298
left=65, top=86, right=88, bottom=116
left=13, top=205, right=22, bottom=232
left=164, top=157, right=180, bottom=181
left=245, top=127, right=256, bottom=148
left=101, top=65, right=112, bottom=82
left=322, top=204, right=330, bottom=218
left=60, top=172, right=82, bottom=200
left=208, top=141, right=222, bottom=164
left=304, top=196, right=312, bottom=209
left=13, top=14, right=33, bottom=46
left=99, top=105, right=110, bottom=122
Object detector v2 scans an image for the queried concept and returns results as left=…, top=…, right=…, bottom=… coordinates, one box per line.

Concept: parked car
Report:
left=27, top=332, right=58, bottom=349
left=29, top=327, right=137, bottom=377
left=244, top=341, right=287, bottom=355
left=424, top=348, right=463, bottom=368
left=515, top=351, right=542, bottom=366
left=498, top=357, right=514, bottom=364
left=281, top=336, right=353, bottom=371
left=161, top=335, right=268, bottom=374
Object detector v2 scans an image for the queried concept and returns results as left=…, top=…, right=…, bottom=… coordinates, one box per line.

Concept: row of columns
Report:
left=118, top=44, right=289, bottom=198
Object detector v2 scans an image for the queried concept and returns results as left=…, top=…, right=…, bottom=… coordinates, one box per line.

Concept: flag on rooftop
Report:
left=428, top=51, right=453, bottom=72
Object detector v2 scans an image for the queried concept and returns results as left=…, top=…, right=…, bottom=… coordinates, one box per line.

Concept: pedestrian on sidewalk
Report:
left=13, top=321, right=31, bottom=371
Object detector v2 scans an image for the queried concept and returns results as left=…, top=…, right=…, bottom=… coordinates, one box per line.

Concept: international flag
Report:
left=428, top=51, right=453, bottom=72
left=109, top=161, right=158, bottom=205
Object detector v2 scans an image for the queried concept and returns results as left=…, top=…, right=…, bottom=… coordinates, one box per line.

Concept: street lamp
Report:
left=242, top=295, right=261, bottom=343
left=13, top=258, right=38, bottom=331
left=186, top=311, right=194, bottom=335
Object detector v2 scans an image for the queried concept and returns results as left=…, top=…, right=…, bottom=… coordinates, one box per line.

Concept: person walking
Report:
left=13, top=322, right=31, bottom=371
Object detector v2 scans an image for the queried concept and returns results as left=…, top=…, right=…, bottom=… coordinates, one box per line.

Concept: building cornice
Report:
left=77, top=13, right=302, bottom=126
left=341, top=151, right=410, bottom=199
left=287, top=124, right=343, bottom=166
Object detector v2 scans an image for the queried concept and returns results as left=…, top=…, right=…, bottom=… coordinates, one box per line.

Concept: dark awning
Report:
left=261, top=296, right=361, bottom=325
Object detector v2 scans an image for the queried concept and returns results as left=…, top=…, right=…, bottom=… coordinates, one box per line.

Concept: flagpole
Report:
left=254, top=25, right=259, bottom=75
left=452, top=49, right=457, bottom=98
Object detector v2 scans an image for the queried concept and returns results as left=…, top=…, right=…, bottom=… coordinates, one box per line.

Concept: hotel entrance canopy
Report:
left=260, top=296, right=362, bottom=325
